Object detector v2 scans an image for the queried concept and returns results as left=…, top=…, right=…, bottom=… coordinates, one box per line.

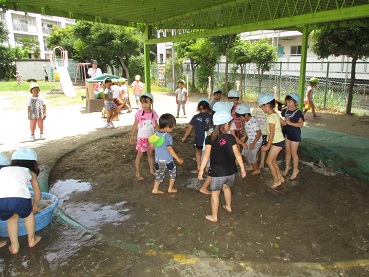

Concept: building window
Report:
left=290, top=45, right=302, bottom=56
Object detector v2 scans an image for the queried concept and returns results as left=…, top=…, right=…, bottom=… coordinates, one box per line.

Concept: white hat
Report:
left=213, top=101, right=233, bottom=113
left=135, top=75, right=141, bottom=80
left=235, top=104, right=250, bottom=114
left=30, top=83, right=39, bottom=92
left=287, top=93, right=300, bottom=103
left=257, top=93, right=274, bottom=106
left=213, top=110, right=233, bottom=125
left=228, top=89, right=240, bottom=98
left=12, top=148, right=37, bottom=161
left=0, top=154, right=10, bottom=166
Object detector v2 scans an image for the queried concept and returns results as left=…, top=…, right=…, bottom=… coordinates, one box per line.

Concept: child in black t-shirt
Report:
left=198, top=110, right=246, bottom=223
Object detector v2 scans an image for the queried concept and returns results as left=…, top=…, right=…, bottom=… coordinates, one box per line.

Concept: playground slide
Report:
left=57, top=66, right=76, bottom=98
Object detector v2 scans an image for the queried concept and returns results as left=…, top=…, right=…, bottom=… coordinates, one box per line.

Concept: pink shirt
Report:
left=131, top=81, right=143, bottom=95
left=134, top=109, right=159, bottom=138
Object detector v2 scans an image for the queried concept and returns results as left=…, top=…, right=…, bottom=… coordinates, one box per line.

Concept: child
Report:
left=0, top=148, right=42, bottom=254
left=181, top=98, right=211, bottom=173
left=111, top=79, right=122, bottom=119
left=209, top=88, right=222, bottom=110
left=175, top=79, right=188, bottom=118
left=251, top=106, right=268, bottom=169
left=14, top=71, right=22, bottom=85
left=235, top=104, right=262, bottom=175
left=27, top=83, right=46, bottom=141
left=129, top=92, right=159, bottom=180
left=281, top=93, right=304, bottom=180
left=130, top=75, right=143, bottom=109
left=103, top=78, right=118, bottom=128
left=198, top=110, right=246, bottom=223
left=228, top=90, right=244, bottom=140
left=150, top=113, right=184, bottom=194
left=258, top=93, right=285, bottom=189
left=118, top=78, right=132, bottom=113
left=303, top=77, right=320, bottom=118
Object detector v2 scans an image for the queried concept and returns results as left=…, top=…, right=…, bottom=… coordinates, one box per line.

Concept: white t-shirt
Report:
left=0, top=167, right=32, bottom=199
left=175, top=88, right=188, bottom=102
left=251, top=107, right=267, bottom=135
left=112, top=85, right=122, bottom=99
left=244, top=117, right=262, bottom=144
left=87, top=67, right=102, bottom=79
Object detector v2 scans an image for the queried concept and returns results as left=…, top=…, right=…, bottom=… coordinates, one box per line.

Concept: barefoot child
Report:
left=27, top=83, right=46, bottom=141
left=129, top=92, right=159, bottom=180
left=281, top=93, right=304, bottom=180
left=0, top=149, right=42, bottom=254
left=251, top=106, right=267, bottom=169
left=182, top=98, right=211, bottom=173
left=198, top=110, right=246, bottom=223
left=258, top=94, right=285, bottom=189
left=235, top=104, right=262, bottom=175
left=150, top=113, right=184, bottom=194
left=103, top=78, right=118, bottom=128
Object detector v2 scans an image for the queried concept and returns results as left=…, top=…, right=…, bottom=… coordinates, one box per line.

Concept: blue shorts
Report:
left=0, top=197, right=33, bottom=220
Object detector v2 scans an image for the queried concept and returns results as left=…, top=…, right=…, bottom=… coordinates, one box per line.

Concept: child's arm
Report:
left=175, top=91, right=178, bottom=103
left=306, top=88, right=313, bottom=104
left=43, top=104, right=47, bottom=120
left=154, top=120, right=159, bottom=131
left=230, top=129, right=247, bottom=149
left=280, top=117, right=287, bottom=126
left=262, top=123, right=275, bottom=152
left=129, top=119, right=139, bottom=144
left=286, top=117, right=304, bottom=128
left=181, top=125, right=193, bottom=142
left=184, top=90, right=188, bottom=103
left=167, top=146, right=183, bottom=165
left=233, top=144, right=246, bottom=178
left=250, top=130, right=262, bottom=150
left=198, top=144, right=211, bottom=181
left=28, top=106, right=31, bottom=120
left=30, top=171, right=41, bottom=213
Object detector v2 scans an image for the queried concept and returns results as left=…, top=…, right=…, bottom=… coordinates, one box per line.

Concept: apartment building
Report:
left=0, top=9, right=75, bottom=59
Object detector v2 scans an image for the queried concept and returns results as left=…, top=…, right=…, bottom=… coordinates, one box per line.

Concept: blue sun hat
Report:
left=228, top=89, right=240, bottom=98
left=213, top=101, right=233, bottom=113
left=140, top=92, right=154, bottom=101
left=11, top=148, right=37, bottom=161
left=213, top=110, right=233, bottom=125
left=212, top=88, right=222, bottom=94
left=198, top=98, right=210, bottom=105
left=258, top=93, right=274, bottom=106
left=0, top=154, right=10, bottom=165
left=235, top=104, right=250, bottom=114
left=288, top=93, right=300, bottom=103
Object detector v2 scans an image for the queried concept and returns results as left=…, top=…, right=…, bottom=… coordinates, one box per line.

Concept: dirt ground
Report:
left=1, top=91, right=369, bottom=276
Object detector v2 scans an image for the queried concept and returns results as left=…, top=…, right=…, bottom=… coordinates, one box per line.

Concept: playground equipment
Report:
left=50, top=46, right=76, bottom=98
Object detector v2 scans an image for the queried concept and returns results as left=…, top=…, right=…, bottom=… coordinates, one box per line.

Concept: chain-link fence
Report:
left=156, top=61, right=369, bottom=115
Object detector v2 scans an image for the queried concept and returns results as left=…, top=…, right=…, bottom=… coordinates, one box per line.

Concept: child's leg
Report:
left=147, top=149, right=155, bottom=175
left=23, top=212, right=41, bottom=248
left=152, top=181, right=164, bottom=194
left=222, top=184, right=232, bottom=212
left=290, top=141, right=300, bottom=180
left=106, top=109, right=113, bottom=124
left=182, top=104, right=186, bottom=116
left=135, top=151, right=144, bottom=180
left=168, top=179, right=177, bottom=193
left=30, top=119, right=36, bottom=136
left=7, top=214, right=20, bottom=254
left=37, top=118, right=44, bottom=135
left=200, top=176, right=212, bottom=195
left=176, top=103, right=180, bottom=116
left=206, top=190, right=220, bottom=222
left=283, top=139, right=291, bottom=176
left=259, top=150, right=266, bottom=169
left=195, top=148, right=202, bottom=171
left=266, top=145, right=283, bottom=188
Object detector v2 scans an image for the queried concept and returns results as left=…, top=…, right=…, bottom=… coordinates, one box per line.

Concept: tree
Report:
left=229, top=40, right=253, bottom=98
left=47, top=25, right=76, bottom=58
left=251, top=39, right=277, bottom=93
left=0, top=21, right=8, bottom=42
left=174, top=39, right=198, bottom=90
left=191, top=39, right=220, bottom=92
left=210, top=34, right=240, bottom=93
left=311, top=26, right=369, bottom=115
left=18, top=37, right=40, bottom=58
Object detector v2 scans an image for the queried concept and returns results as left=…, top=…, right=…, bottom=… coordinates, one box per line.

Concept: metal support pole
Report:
left=143, top=24, right=151, bottom=93
left=298, top=26, right=309, bottom=110
left=324, top=62, right=330, bottom=110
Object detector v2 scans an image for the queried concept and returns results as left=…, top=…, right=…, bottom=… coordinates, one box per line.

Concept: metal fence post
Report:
left=324, top=62, right=330, bottom=110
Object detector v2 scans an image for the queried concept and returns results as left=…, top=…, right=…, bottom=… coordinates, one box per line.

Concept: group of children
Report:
left=128, top=77, right=311, bottom=223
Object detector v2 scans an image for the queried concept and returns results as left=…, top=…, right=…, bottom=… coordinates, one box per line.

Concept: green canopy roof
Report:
left=86, top=74, right=120, bottom=83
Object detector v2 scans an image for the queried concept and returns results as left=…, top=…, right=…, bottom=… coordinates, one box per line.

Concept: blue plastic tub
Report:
left=0, top=192, right=59, bottom=237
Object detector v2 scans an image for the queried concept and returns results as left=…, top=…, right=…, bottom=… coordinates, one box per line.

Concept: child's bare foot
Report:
left=136, top=173, right=144, bottom=181
left=28, top=235, right=41, bottom=248
left=205, top=215, right=217, bottom=223
left=280, top=176, right=285, bottom=183
left=199, top=187, right=211, bottom=195
left=9, top=243, right=20, bottom=254
left=271, top=181, right=282, bottom=189
left=0, top=241, right=6, bottom=248
left=152, top=189, right=164, bottom=195
left=168, top=188, right=178, bottom=194
left=222, top=205, right=232, bottom=213
left=251, top=170, right=261, bottom=175
left=282, top=167, right=290, bottom=177
left=245, top=166, right=253, bottom=171
left=290, top=170, right=299, bottom=181
left=150, top=171, right=155, bottom=176
left=259, top=163, right=265, bottom=169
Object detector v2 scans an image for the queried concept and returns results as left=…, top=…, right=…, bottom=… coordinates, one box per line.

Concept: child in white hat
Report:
left=27, top=83, right=46, bottom=141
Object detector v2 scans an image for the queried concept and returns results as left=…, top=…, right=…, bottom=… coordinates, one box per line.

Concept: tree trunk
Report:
left=346, top=55, right=357, bottom=115
left=240, top=65, right=244, bottom=100
left=258, top=67, right=262, bottom=93
left=190, top=58, right=196, bottom=91
left=118, top=57, right=130, bottom=83
left=224, top=52, right=229, bottom=93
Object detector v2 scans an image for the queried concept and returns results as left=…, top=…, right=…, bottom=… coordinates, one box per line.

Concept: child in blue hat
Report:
left=0, top=148, right=42, bottom=254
